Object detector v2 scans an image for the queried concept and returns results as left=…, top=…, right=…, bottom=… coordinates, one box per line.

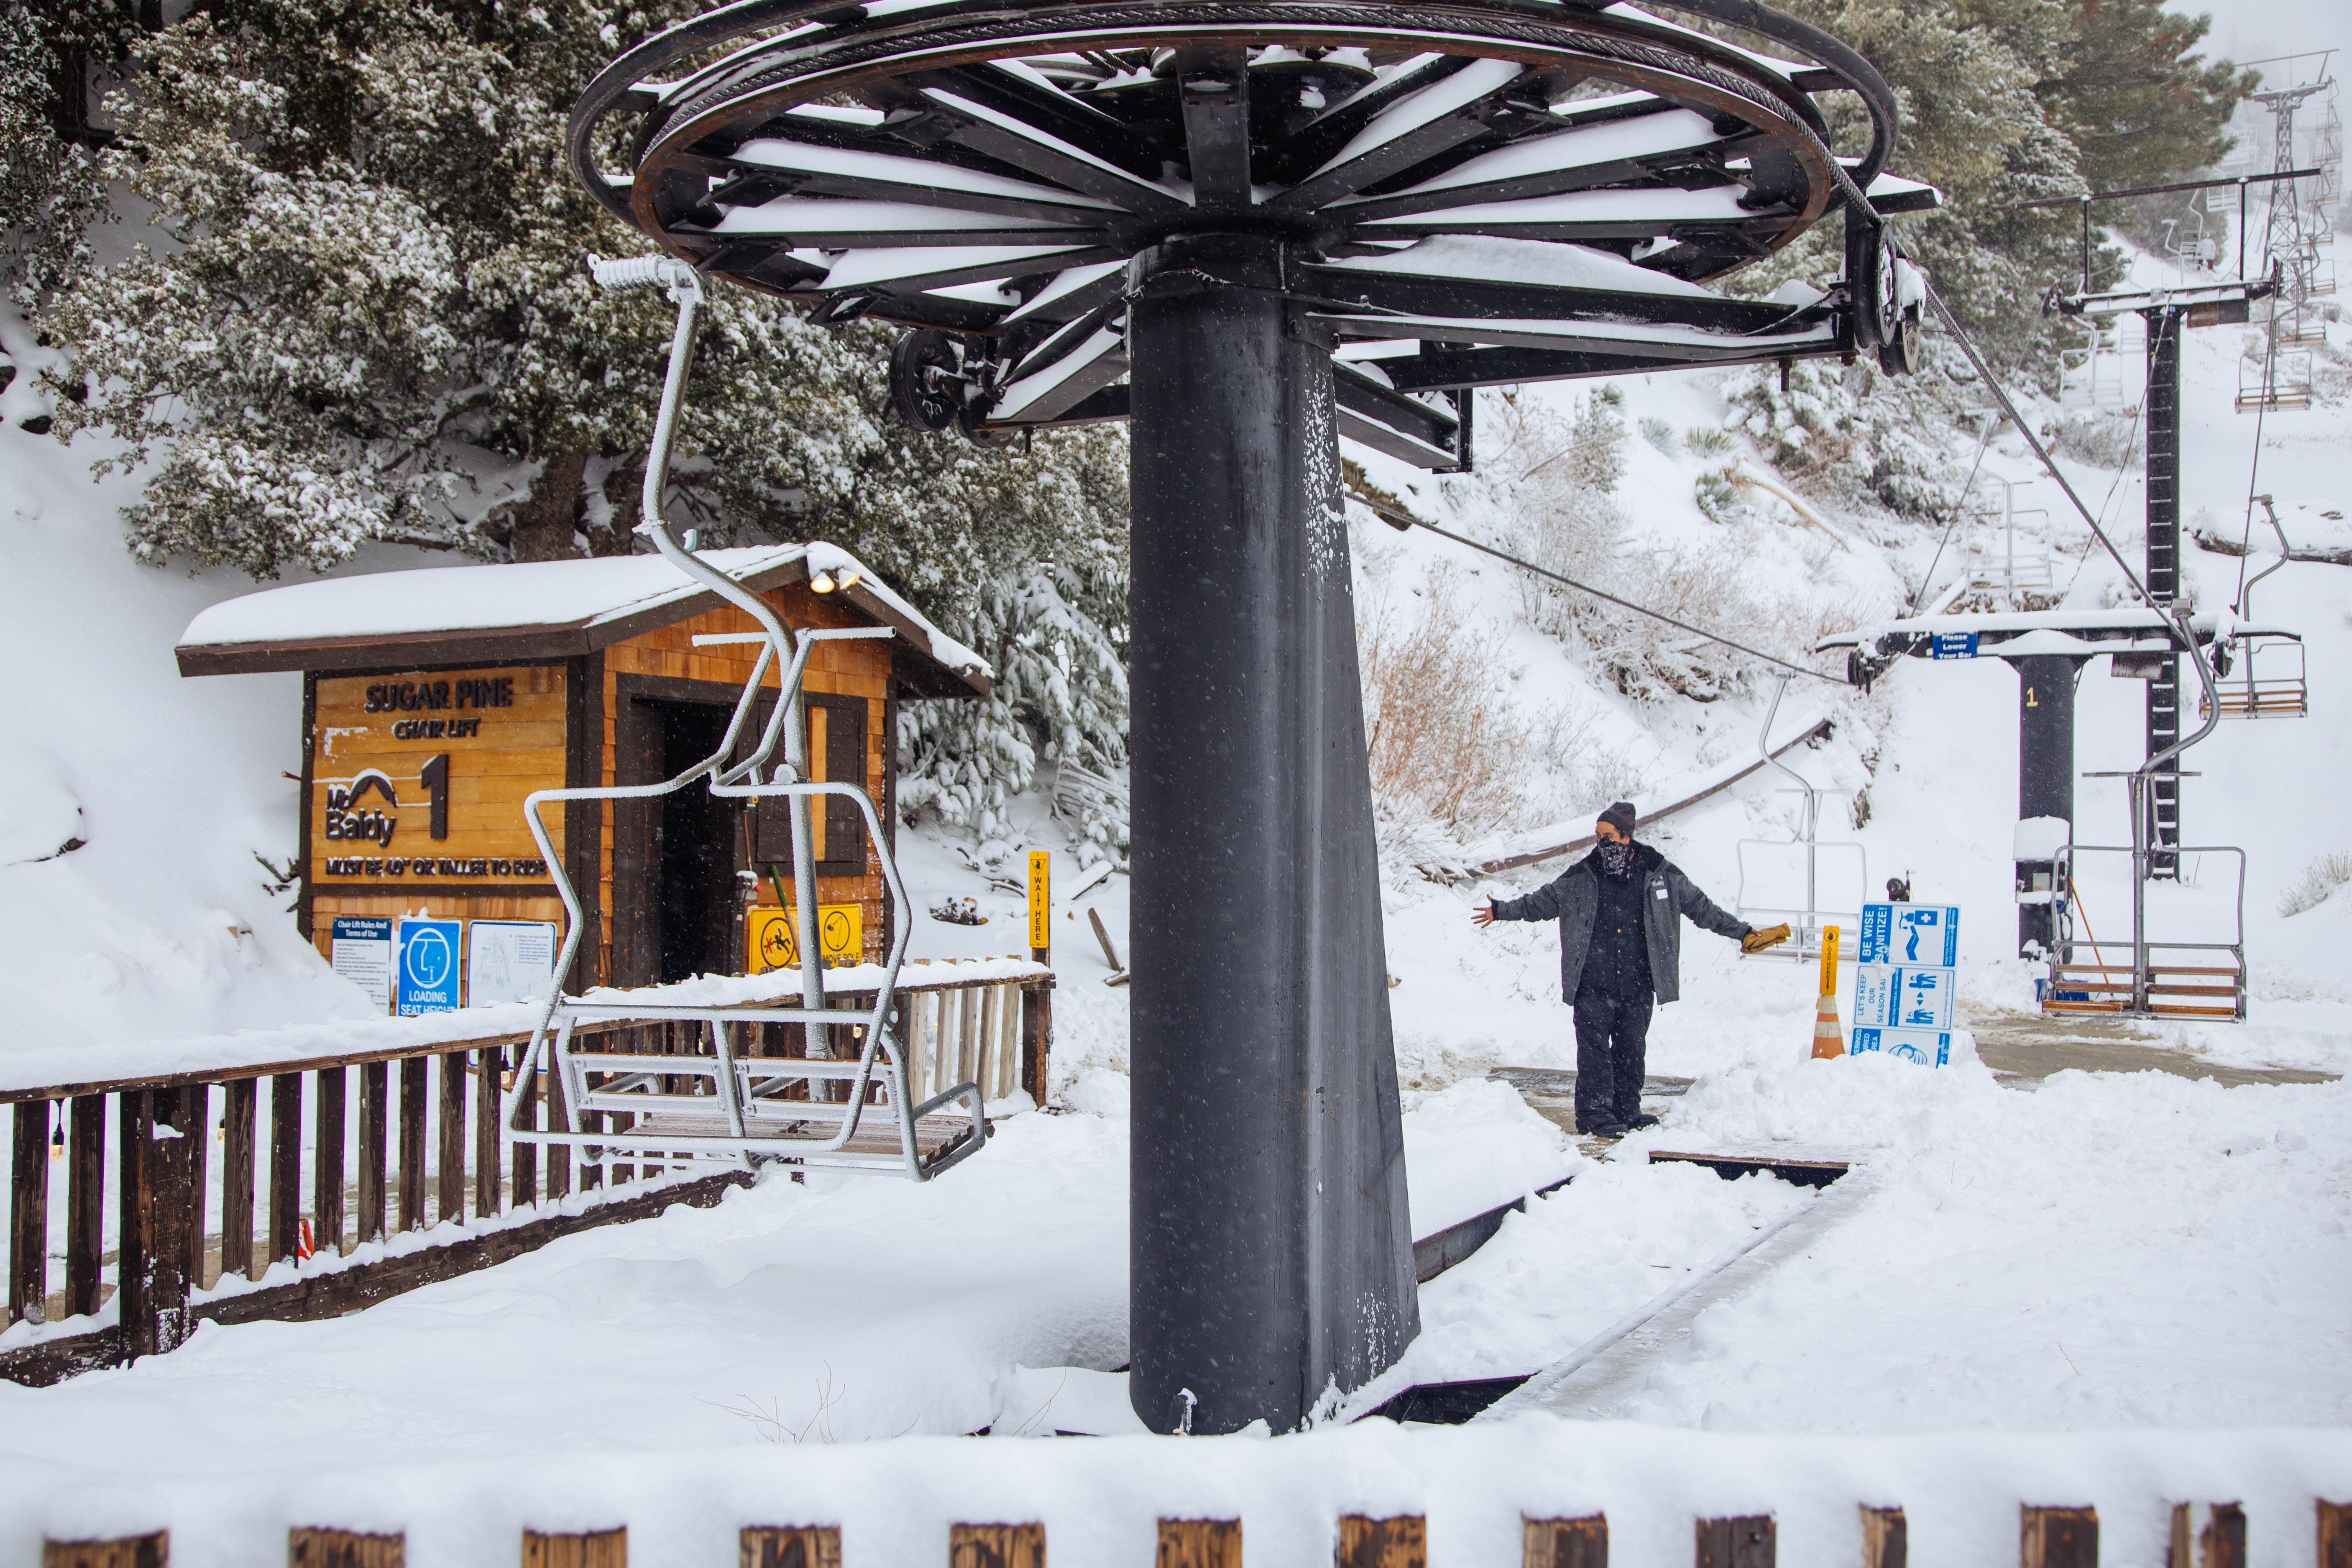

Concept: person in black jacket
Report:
left=1473, top=801, right=1787, bottom=1136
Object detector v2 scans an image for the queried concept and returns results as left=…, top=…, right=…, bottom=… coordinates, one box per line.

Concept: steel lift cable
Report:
left=1910, top=411, right=1999, bottom=614
left=1348, top=488, right=1845, bottom=686
left=2232, top=276, right=2285, bottom=611
left=2057, top=382, right=2148, bottom=600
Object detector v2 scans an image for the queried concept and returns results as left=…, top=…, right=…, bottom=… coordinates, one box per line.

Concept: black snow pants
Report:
left=1571, top=984, right=1654, bottom=1131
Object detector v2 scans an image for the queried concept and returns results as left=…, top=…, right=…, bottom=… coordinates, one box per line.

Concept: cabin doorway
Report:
left=614, top=688, right=743, bottom=987
left=654, top=700, right=736, bottom=983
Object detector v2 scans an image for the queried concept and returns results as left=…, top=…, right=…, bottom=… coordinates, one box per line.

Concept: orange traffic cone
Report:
left=1810, top=924, right=1846, bottom=1059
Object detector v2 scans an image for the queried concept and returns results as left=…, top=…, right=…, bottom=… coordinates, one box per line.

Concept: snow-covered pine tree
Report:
left=31, top=0, right=1133, bottom=854
left=1713, top=0, right=2252, bottom=520
left=0, top=2, right=128, bottom=318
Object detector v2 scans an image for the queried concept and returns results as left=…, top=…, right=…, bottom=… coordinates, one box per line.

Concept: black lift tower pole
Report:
left=570, top=0, right=1917, bottom=1434
left=2142, top=304, right=2184, bottom=877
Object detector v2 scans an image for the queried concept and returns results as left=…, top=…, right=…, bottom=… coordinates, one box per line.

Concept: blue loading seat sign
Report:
left=395, top=917, right=463, bottom=1015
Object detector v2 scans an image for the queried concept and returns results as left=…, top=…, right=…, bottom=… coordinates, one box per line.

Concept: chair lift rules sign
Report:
left=331, top=916, right=394, bottom=1011
left=394, top=916, right=463, bottom=1015
left=1853, top=902, right=1960, bottom=1065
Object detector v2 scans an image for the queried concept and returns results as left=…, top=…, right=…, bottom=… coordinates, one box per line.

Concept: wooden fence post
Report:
left=1695, top=1516, right=1774, bottom=1568
left=1861, top=1508, right=1906, bottom=1568
left=476, top=1048, right=503, bottom=1215
left=398, top=1056, right=427, bottom=1231
left=122, top=1086, right=197, bottom=1358
left=2170, top=1504, right=2245, bottom=1568
left=358, top=1062, right=389, bottom=1244
left=1524, top=1515, right=1605, bottom=1568
left=2320, top=1502, right=2351, bottom=1568
left=512, top=1062, right=540, bottom=1210
left=314, top=1069, right=346, bottom=1258
left=440, top=1051, right=468, bottom=1223
left=67, top=1092, right=107, bottom=1315
left=221, top=1080, right=257, bottom=1283
left=2022, top=1507, right=2098, bottom=1568
left=1019, top=982, right=1052, bottom=1106
left=289, top=1527, right=405, bottom=1568
left=9, top=1098, right=48, bottom=1325
left=1337, top=1516, right=1425, bottom=1568
left=270, top=1073, right=304, bottom=1266
left=521, top=1528, right=625, bottom=1568
left=43, top=1532, right=168, bottom=1568
left=546, top=1069, right=572, bottom=1201
left=184, top=1085, right=210, bottom=1288
left=740, top=1527, right=842, bottom=1568
left=2321, top=1501, right=2352, bottom=1568
left=116, top=1089, right=149, bottom=1341
left=949, top=1524, right=1045, bottom=1568
left=1157, top=1520, right=1241, bottom=1568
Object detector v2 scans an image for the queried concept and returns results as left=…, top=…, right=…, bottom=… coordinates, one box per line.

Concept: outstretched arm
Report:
left=1667, top=865, right=1750, bottom=941
left=1474, top=872, right=1572, bottom=929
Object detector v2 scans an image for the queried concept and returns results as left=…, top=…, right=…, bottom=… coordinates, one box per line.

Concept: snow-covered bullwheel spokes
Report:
left=570, top=0, right=1935, bottom=462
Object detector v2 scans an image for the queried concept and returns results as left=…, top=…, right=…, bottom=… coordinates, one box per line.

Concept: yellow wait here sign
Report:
left=747, top=904, right=864, bottom=973
left=1027, top=850, right=1050, bottom=950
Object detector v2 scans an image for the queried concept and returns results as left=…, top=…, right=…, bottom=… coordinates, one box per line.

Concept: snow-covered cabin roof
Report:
left=176, top=542, right=991, bottom=698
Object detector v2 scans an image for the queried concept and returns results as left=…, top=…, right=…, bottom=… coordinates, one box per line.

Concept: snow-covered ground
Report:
left=2, top=240, right=2348, bottom=1555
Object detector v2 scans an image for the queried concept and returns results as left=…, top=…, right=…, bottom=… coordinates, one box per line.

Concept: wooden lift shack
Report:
left=177, top=542, right=1012, bottom=1176
left=174, top=544, right=991, bottom=998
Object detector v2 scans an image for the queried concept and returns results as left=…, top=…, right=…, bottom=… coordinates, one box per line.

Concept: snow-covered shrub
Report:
left=1638, top=415, right=1680, bottom=458
left=1685, top=427, right=1736, bottom=459
left=1721, top=356, right=1973, bottom=518
left=2049, top=409, right=2139, bottom=469
left=897, top=559, right=1129, bottom=867
left=2278, top=852, right=2352, bottom=917
left=1356, top=568, right=1628, bottom=856
left=1460, top=385, right=1628, bottom=642
left=1693, top=466, right=1746, bottom=526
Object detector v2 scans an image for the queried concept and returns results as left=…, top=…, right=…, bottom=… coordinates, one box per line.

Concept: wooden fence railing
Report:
left=36, top=1499, right=2341, bottom=1568
left=2, top=961, right=1051, bottom=1386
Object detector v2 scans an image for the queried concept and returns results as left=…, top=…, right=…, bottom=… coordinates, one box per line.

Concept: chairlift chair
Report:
left=499, top=257, right=990, bottom=1181
left=2202, top=496, right=2311, bottom=719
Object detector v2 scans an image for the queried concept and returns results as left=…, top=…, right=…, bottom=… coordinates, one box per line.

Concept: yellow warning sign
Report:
left=747, top=904, right=864, bottom=974
left=1027, top=850, right=1051, bottom=950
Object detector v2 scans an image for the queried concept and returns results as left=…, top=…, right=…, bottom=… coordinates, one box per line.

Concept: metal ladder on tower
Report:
left=499, top=256, right=988, bottom=1180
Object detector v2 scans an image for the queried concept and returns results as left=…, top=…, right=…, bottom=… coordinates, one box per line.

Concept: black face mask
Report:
left=1598, top=839, right=1633, bottom=877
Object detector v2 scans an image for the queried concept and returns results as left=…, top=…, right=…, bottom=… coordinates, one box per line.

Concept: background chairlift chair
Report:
left=501, top=256, right=987, bottom=1180
left=1735, top=676, right=1867, bottom=966
left=2203, top=495, right=2311, bottom=720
